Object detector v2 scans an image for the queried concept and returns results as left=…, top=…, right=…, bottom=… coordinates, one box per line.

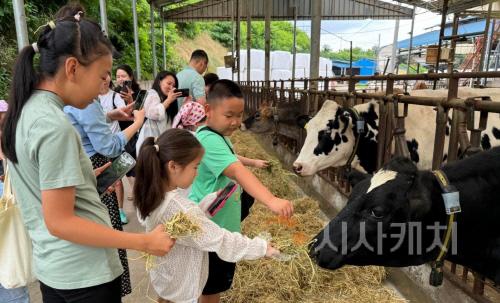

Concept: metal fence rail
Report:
left=240, top=71, right=500, bottom=303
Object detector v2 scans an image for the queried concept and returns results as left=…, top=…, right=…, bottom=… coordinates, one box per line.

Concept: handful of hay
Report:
left=163, top=211, right=201, bottom=239
left=141, top=211, right=201, bottom=271
left=221, top=131, right=406, bottom=303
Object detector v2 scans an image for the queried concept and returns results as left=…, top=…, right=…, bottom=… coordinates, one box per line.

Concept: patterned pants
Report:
left=90, top=153, right=132, bottom=297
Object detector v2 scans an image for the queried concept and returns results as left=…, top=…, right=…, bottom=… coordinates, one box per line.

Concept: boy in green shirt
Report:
left=189, top=80, right=293, bottom=303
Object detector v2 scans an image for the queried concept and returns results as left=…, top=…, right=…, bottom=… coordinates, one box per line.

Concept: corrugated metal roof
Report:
left=397, top=19, right=486, bottom=49
left=154, top=0, right=414, bottom=21
left=392, top=0, right=498, bottom=14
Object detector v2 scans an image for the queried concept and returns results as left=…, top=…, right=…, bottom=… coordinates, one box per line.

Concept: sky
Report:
left=296, top=7, right=445, bottom=51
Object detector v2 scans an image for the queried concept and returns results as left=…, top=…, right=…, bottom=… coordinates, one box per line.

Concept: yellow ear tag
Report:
left=304, top=123, right=309, bottom=130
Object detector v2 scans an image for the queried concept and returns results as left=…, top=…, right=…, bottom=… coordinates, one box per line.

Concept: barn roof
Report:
left=397, top=18, right=487, bottom=49
left=152, top=0, right=414, bottom=21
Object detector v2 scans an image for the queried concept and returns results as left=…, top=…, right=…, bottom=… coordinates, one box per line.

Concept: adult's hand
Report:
left=107, top=106, right=134, bottom=122
left=163, top=90, right=183, bottom=108
left=120, top=88, right=134, bottom=105
left=94, top=162, right=111, bottom=177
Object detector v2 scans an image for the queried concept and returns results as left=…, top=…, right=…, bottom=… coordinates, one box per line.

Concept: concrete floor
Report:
left=27, top=178, right=156, bottom=303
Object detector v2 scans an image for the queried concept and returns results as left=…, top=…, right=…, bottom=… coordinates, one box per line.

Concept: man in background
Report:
left=177, top=49, right=209, bottom=107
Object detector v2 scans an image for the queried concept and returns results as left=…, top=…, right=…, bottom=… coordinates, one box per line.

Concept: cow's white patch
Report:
left=366, top=170, right=398, bottom=193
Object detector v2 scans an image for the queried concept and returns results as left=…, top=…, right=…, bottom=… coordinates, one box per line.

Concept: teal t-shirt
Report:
left=8, top=90, right=123, bottom=289
left=176, top=66, right=206, bottom=107
left=189, top=127, right=242, bottom=232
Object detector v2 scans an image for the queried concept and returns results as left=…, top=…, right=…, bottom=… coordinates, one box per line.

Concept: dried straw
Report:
left=140, top=211, right=201, bottom=271
left=220, top=131, right=406, bottom=303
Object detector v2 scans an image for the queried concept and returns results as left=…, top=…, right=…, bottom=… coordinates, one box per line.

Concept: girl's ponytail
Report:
left=2, top=45, right=39, bottom=163
left=134, top=137, right=167, bottom=220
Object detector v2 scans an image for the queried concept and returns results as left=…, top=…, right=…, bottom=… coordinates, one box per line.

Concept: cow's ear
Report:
left=407, top=172, right=432, bottom=219
left=348, top=170, right=369, bottom=186
left=296, top=115, right=311, bottom=128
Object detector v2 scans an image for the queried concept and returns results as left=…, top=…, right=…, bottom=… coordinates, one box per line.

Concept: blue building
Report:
left=331, top=58, right=376, bottom=83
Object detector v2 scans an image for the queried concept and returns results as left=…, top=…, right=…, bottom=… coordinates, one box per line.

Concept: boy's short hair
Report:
left=190, top=49, right=209, bottom=63
left=204, top=73, right=219, bottom=88
left=207, top=80, right=243, bottom=105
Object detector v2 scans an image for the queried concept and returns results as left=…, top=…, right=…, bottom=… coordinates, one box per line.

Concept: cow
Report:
left=309, top=147, right=500, bottom=284
left=243, top=100, right=310, bottom=134
left=293, top=88, right=500, bottom=175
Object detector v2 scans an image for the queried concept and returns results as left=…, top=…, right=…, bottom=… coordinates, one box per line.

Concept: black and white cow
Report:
left=293, top=97, right=500, bottom=176
left=309, top=147, right=500, bottom=284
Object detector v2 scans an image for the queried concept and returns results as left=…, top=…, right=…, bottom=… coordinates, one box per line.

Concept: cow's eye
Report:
left=370, top=206, right=385, bottom=219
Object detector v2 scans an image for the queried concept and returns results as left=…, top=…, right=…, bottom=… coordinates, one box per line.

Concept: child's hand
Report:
left=267, top=197, right=294, bottom=218
left=265, top=243, right=280, bottom=258
left=253, top=159, right=269, bottom=169
left=144, top=225, right=176, bottom=256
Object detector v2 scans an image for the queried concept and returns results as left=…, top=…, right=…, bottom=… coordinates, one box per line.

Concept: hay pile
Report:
left=221, top=131, right=405, bottom=303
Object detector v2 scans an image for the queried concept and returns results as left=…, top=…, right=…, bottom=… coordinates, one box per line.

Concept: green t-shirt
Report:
left=8, top=90, right=123, bottom=290
left=189, top=127, right=242, bottom=232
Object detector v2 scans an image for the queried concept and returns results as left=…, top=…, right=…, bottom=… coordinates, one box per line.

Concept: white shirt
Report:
left=98, top=89, right=126, bottom=134
left=145, top=189, right=267, bottom=303
left=136, top=89, right=173, bottom=155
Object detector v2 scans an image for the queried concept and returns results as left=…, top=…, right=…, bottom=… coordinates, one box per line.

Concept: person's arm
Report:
left=192, top=76, right=206, bottom=105
left=170, top=196, right=277, bottom=261
left=162, top=89, right=183, bottom=110
left=76, top=103, right=138, bottom=158
left=121, top=109, right=145, bottom=141
left=237, top=155, right=269, bottom=168
left=223, top=161, right=293, bottom=218
left=42, top=187, right=174, bottom=256
left=143, top=90, right=166, bottom=121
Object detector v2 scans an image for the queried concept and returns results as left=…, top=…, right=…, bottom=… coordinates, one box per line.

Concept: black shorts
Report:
left=202, top=252, right=236, bottom=295
left=39, top=277, right=121, bottom=303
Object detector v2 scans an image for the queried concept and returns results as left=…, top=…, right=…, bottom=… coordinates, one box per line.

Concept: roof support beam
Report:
left=309, top=0, right=322, bottom=87
left=264, top=0, right=271, bottom=83
left=132, top=0, right=141, bottom=80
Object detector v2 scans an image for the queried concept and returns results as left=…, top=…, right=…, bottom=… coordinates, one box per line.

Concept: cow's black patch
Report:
left=360, top=103, right=379, bottom=131
left=407, top=139, right=420, bottom=163
left=493, top=127, right=500, bottom=140
left=313, top=130, right=343, bottom=156
left=443, top=154, right=448, bottom=162
left=482, top=134, right=491, bottom=150
left=355, top=103, right=379, bottom=174
left=313, top=109, right=347, bottom=156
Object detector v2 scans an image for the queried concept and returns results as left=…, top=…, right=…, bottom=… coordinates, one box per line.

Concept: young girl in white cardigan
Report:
left=133, top=129, right=279, bottom=303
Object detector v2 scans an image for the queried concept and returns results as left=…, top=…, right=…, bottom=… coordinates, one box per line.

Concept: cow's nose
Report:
left=292, top=163, right=303, bottom=175
left=308, top=243, right=320, bottom=260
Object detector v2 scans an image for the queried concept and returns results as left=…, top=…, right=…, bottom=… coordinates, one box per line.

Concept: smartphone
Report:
left=134, top=90, right=148, bottom=110
left=96, top=152, right=136, bottom=195
left=207, top=182, right=238, bottom=217
left=174, top=88, right=190, bottom=98
left=120, top=80, right=132, bottom=93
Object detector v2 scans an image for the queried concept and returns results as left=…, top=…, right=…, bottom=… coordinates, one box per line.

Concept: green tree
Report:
left=209, top=21, right=310, bottom=53
left=321, top=46, right=376, bottom=62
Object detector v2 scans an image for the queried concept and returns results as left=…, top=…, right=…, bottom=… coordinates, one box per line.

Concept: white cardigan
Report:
left=136, top=89, right=172, bottom=155
left=144, top=189, right=267, bottom=303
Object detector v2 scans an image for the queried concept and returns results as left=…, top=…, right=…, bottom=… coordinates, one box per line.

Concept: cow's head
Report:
left=309, top=157, right=439, bottom=270
left=242, top=101, right=274, bottom=133
left=243, top=101, right=312, bottom=134
left=293, top=100, right=379, bottom=176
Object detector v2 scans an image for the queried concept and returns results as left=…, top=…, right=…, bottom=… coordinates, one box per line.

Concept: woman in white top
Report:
left=99, top=72, right=126, bottom=134
left=136, top=71, right=183, bottom=155
left=133, top=129, right=279, bottom=303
